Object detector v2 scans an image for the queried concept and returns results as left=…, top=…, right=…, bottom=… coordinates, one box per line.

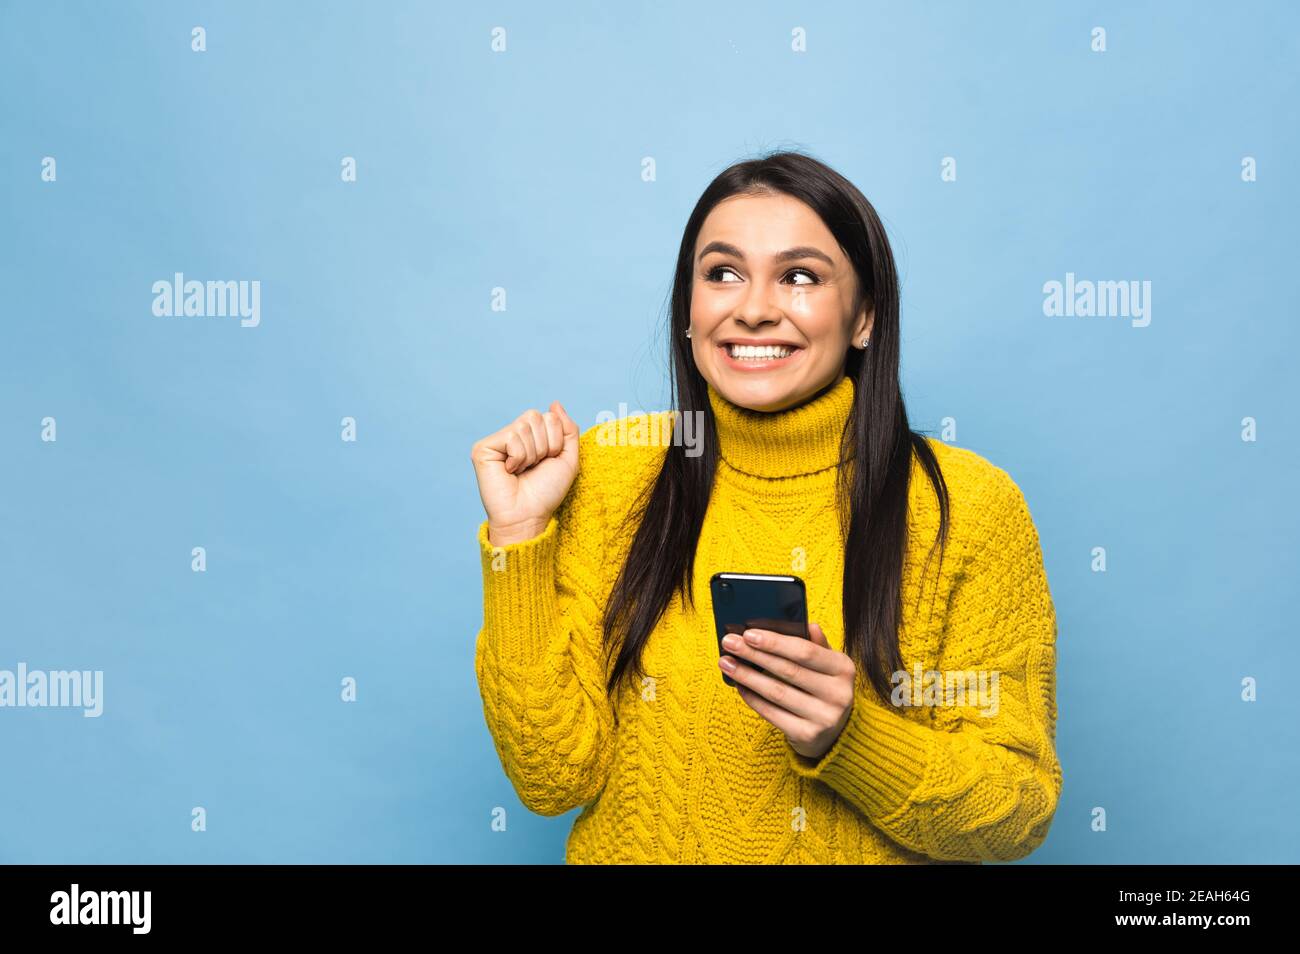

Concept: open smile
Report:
left=716, top=340, right=805, bottom=371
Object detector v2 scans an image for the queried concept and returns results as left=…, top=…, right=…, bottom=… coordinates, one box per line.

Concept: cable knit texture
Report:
left=474, top=374, right=1062, bottom=864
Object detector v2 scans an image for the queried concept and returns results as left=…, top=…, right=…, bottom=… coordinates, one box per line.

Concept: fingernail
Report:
left=719, top=657, right=736, bottom=672
left=722, top=634, right=741, bottom=650
left=743, top=630, right=761, bottom=644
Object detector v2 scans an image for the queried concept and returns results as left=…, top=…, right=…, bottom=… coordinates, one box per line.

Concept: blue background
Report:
left=1, top=0, right=1296, bottom=863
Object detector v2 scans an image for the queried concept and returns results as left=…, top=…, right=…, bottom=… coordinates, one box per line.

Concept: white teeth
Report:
left=727, top=344, right=793, bottom=360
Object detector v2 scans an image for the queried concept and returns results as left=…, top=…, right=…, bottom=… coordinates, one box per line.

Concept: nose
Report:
left=733, top=279, right=783, bottom=329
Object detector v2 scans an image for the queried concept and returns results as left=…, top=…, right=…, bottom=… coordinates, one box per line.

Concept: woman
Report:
left=469, top=150, right=1062, bottom=864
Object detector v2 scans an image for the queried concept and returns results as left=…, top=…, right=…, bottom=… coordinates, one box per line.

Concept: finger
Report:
left=553, top=400, right=579, bottom=441
left=503, top=430, right=525, bottom=473
left=470, top=437, right=503, bottom=470
left=523, top=417, right=544, bottom=466
left=511, top=421, right=539, bottom=471
left=473, top=421, right=522, bottom=470
left=520, top=410, right=549, bottom=461
left=741, top=628, right=844, bottom=676
left=722, top=634, right=842, bottom=698
left=553, top=401, right=580, bottom=466
left=721, top=655, right=829, bottom=722
left=540, top=409, right=564, bottom=458
left=808, top=621, right=830, bottom=648
left=733, top=680, right=818, bottom=741
left=499, top=431, right=514, bottom=473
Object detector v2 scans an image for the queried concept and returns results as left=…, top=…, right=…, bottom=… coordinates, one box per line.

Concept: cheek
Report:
left=786, top=286, right=838, bottom=321
left=691, top=286, right=734, bottom=321
left=791, top=304, right=849, bottom=349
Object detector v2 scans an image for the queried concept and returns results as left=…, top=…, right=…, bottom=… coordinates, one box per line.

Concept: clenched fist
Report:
left=470, top=400, right=581, bottom=547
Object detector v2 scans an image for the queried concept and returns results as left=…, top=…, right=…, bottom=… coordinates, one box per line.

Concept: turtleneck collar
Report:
left=706, top=374, right=856, bottom=479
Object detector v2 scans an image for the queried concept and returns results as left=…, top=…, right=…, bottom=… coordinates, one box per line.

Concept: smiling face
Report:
left=689, top=191, right=873, bottom=413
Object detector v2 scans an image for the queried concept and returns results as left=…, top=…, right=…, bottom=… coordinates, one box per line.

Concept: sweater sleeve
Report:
left=783, top=471, right=1063, bottom=862
left=473, top=433, right=618, bottom=817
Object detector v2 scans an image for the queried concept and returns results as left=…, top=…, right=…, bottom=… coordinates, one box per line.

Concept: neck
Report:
left=705, top=375, right=856, bottom=479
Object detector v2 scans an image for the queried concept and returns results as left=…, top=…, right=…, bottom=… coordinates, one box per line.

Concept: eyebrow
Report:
left=696, top=241, right=835, bottom=268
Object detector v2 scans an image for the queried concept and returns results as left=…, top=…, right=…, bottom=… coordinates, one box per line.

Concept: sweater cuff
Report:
left=784, top=690, right=934, bottom=822
left=477, top=517, right=561, bottom=668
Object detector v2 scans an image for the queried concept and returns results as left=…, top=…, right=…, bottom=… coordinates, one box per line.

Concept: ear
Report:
left=851, top=300, right=875, bottom=345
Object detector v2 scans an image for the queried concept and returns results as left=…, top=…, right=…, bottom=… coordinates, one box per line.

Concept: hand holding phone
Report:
left=709, top=573, right=809, bottom=687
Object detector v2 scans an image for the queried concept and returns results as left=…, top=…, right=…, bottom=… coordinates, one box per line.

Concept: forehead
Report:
left=696, top=192, right=839, bottom=256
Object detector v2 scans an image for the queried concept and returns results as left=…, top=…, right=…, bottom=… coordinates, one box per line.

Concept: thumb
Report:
left=808, top=621, right=829, bottom=647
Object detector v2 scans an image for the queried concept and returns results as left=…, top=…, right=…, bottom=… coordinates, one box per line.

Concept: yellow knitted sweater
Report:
left=474, top=374, right=1062, bottom=864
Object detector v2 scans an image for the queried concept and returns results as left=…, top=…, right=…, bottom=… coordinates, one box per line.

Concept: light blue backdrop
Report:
left=1, top=1, right=1296, bottom=864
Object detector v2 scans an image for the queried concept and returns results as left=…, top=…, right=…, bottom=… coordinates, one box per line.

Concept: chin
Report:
left=712, top=372, right=808, bottom=413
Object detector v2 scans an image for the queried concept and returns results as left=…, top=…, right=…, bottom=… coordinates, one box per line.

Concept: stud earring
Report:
left=685, top=328, right=692, bottom=339
left=861, top=336, right=870, bottom=348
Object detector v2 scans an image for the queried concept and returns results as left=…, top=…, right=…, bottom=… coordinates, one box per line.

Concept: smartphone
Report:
left=709, top=572, right=808, bottom=687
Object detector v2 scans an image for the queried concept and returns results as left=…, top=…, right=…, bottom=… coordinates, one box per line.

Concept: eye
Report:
left=785, top=268, right=820, bottom=285
left=704, top=265, right=741, bottom=283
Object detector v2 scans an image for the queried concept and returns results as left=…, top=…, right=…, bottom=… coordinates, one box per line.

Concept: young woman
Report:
left=469, top=150, right=1062, bottom=864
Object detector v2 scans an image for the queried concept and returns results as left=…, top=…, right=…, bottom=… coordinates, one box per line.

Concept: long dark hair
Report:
left=600, top=149, right=950, bottom=704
